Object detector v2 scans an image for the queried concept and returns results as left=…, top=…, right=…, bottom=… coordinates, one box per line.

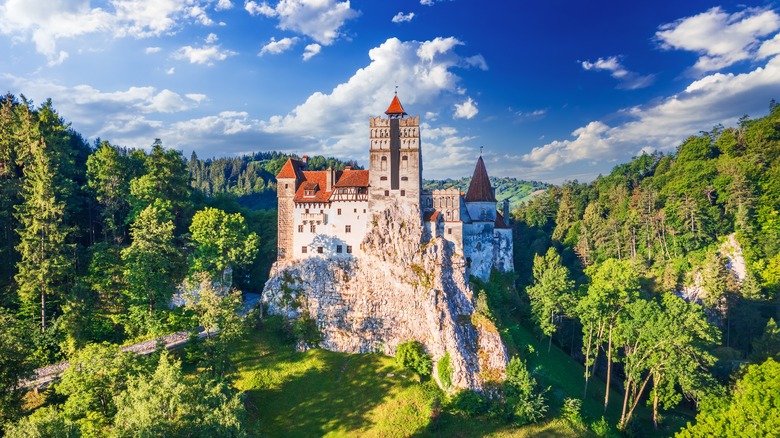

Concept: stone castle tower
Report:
left=368, top=95, right=422, bottom=214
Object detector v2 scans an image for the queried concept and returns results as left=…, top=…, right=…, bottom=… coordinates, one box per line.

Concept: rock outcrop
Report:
left=262, top=203, right=508, bottom=390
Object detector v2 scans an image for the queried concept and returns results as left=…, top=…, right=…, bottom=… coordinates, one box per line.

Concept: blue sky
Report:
left=1, top=0, right=779, bottom=182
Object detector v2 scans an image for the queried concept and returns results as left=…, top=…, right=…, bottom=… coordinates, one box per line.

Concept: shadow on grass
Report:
left=232, top=329, right=420, bottom=437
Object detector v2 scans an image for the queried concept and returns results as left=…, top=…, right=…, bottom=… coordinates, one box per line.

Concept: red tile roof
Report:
left=333, top=169, right=369, bottom=187
left=385, top=95, right=407, bottom=116
left=464, top=156, right=496, bottom=202
left=293, top=169, right=370, bottom=203
left=277, top=158, right=306, bottom=180
left=423, top=210, right=440, bottom=222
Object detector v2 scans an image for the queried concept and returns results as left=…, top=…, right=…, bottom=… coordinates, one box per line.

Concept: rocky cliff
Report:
left=262, top=203, right=508, bottom=390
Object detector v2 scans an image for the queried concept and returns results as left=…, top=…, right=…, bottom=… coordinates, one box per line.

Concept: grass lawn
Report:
left=229, top=321, right=589, bottom=437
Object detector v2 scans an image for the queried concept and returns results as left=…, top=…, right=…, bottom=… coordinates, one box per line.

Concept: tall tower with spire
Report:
left=368, top=94, right=422, bottom=213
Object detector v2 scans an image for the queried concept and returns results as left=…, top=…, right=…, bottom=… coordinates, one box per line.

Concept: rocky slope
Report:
left=262, top=203, right=508, bottom=390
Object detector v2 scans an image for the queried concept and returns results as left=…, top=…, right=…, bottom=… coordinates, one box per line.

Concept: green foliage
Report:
left=292, top=310, right=322, bottom=347
left=0, top=308, right=34, bottom=423
left=121, top=203, right=183, bottom=335
left=189, top=207, right=259, bottom=284
left=504, top=357, right=548, bottom=425
left=437, top=351, right=453, bottom=389
left=678, top=358, right=780, bottom=437
left=751, top=318, right=780, bottom=363
left=113, top=351, right=246, bottom=437
left=424, top=176, right=547, bottom=211
left=396, top=340, right=432, bottom=377
left=526, top=247, right=576, bottom=346
left=56, top=343, right=139, bottom=432
left=3, top=405, right=79, bottom=438
left=561, top=397, right=583, bottom=425
left=449, top=390, right=488, bottom=417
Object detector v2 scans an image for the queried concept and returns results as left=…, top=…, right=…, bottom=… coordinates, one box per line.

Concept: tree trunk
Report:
left=548, top=310, right=554, bottom=353
left=620, top=376, right=632, bottom=428
left=653, top=373, right=660, bottom=430
left=624, top=373, right=652, bottom=428
left=583, top=323, right=594, bottom=398
left=604, top=324, right=613, bottom=413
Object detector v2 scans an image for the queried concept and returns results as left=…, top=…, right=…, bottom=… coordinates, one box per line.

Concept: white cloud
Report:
left=205, top=32, right=218, bottom=43
left=244, top=0, right=359, bottom=46
left=145, top=46, right=162, bottom=54
left=216, top=0, right=233, bottom=10
left=524, top=54, right=780, bottom=171
left=515, top=108, right=547, bottom=121
left=392, top=12, right=414, bottom=23
left=145, top=89, right=191, bottom=113
left=656, top=7, right=780, bottom=73
left=245, top=0, right=276, bottom=16
left=258, top=36, right=299, bottom=56
left=186, top=93, right=208, bottom=103
left=166, top=67, right=175, bottom=74
left=453, top=97, right=478, bottom=119
left=0, top=0, right=227, bottom=64
left=581, top=56, right=655, bottom=89
left=758, top=33, right=780, bottom=59
left=302, top=43, right=321, bottom=60
left=173, top=43, right=237, bottom=65
left=420, top=0, right=434, bottom=5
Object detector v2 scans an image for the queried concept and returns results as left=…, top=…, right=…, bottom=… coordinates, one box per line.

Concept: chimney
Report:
left=301, top=155, right=309, bottom=170
left=502, top=199, right=510, bottom=224
left=344, top=165, right=352, bottom=171
left=326, top=167, right=334, bottom=192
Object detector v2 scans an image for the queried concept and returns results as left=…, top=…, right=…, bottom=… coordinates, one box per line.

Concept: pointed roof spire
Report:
left=385, top=94, right=407, bottom=117
left=464, top=156, right=497, bottom=202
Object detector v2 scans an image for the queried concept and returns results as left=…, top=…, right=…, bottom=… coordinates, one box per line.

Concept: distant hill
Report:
left=424, top=177, right=549, bottom=211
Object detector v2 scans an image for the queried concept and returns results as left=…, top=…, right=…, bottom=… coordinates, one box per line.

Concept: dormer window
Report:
left=303, top=182, right=318, bottom=197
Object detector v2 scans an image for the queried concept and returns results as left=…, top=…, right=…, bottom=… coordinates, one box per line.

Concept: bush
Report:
left=504, top=357, right=547, bottom=425
left=292, top=311, right=321, bottom=346
left=450, top=390, right=488, bottom=417
left=396, top=341, right=432, bottom=377
left=437, top=352, right=453, bottom=389
left=561, top=397, right=583, bottom=425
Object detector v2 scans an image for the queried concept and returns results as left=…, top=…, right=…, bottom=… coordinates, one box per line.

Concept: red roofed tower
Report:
left=276, top=157, right=306, bottom=260
left=464, top=155, right=498, bottom=222
left=368, top=93, right=422, bottom=214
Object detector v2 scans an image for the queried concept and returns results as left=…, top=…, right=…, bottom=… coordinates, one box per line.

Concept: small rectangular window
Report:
left=337, top=208, right=342, bottom=215
left=380, top=176, right=388, bottom=181
left=401, top=176, right=408, bottom=181
left=302, top=246, right=307, bottom=253
left=310, top=224, right=316, bottom=233
left=400, top=190, right=405, bottom=196
left=317, top=246, right=323, bottom=254
left=285, top=184, right=289, bottom=189
left=448, top=228, right=452, bottom=235
left=363, top=209, right=366, bottom=213
left=305, top=208, right=310, bottom=213
left=345, top=225, right=351, bottom=233
left=346, top=245, right=352, bottom=254
left=298, top=225, right=303, bottom=233
left=354, top=209, right=357, bottom=213
left=336, top=245, right=342, bottom=253
left=384, top=190, right=389, bottom=196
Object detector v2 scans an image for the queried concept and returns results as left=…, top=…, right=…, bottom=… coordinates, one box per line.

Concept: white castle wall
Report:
left=292, top=200, right=369, bottom=259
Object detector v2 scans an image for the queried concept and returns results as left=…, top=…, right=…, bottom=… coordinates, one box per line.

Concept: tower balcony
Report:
left=301, top=212, right=327, bottom=224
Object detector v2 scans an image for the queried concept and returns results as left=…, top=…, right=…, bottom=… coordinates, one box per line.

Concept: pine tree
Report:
left=14, top=137, right=72, bottom=332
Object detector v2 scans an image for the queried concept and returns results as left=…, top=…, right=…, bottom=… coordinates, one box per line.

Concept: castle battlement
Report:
left=275, top=95, right=513, bottom=280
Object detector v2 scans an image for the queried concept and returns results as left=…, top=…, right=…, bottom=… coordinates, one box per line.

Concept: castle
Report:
left=275, top=95, right=513, bottom=280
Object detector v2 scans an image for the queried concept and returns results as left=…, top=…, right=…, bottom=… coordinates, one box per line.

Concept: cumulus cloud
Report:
left=244, top=0, right=359, bottom=45
left=145, top=46, right=162, bottom=54
left=758, top=33, right=780, bottom=59
left=0, top=0, right=226, bottom=64
left=302, top=43, right=321, bottom=60
left=523, top=54, right=780, bottom=171
left=205, top=32, right=219, bottom=43
left=173, top=43, right=237, bottom=65
left=581, top=56, right=655, bottom=89
left=453, top=97, right=478, bottom=119
left=656, top=7, right=780, bottom=73
left=258, top=36, right=299, bottom=56
left=215, top=0, right=233, bottom=10
left=392, top=12, right=414, bottom=23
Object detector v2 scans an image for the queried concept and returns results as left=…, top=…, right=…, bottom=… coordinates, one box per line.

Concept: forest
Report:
left=0, top=91, right=779, bottom=437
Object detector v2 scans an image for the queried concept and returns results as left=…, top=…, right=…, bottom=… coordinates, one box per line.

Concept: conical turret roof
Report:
left=384, top=95, right=407, bottom=116
left=464, top=156, right=496, bottom=202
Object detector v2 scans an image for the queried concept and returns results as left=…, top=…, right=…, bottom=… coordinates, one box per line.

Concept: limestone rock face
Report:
left=262, top=203, right=508, bottom=390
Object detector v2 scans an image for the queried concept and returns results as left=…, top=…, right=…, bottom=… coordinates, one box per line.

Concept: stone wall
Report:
left=263, top=202, right=508, bottom=391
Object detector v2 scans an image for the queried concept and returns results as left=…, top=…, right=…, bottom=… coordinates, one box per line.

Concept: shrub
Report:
left=437, top=352, right=453, bottom=389
left=450, top=390, right=488, bottom=417
left=293, top=311, right=321, bottom=346
left=504, top=357, right=547, bottom=425
left=396, top=341, right=432, bottom=376
left=561, top=397, right=583, bottom=425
